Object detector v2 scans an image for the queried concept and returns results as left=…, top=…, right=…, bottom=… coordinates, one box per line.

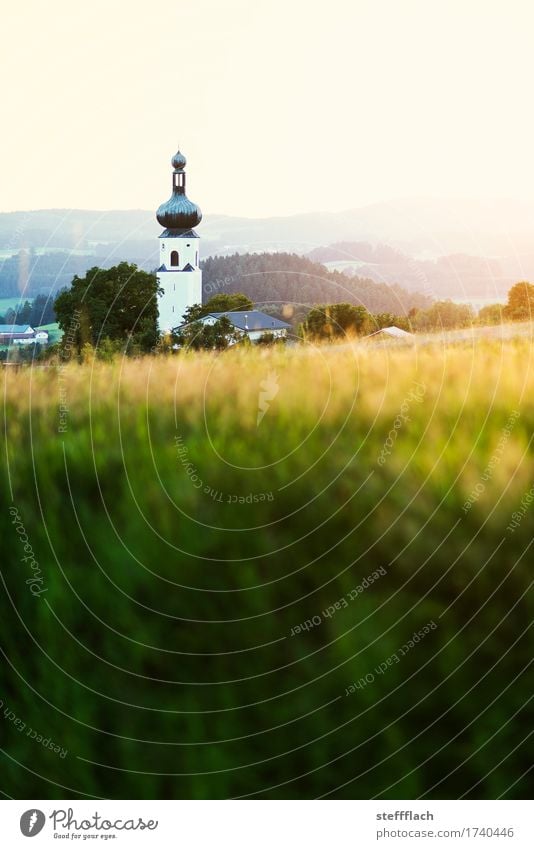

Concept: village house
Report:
left=183, top=310, right=291, bottom=343
left=0, top=325, right=49, bottom=346
left=365, top=326, right=414, bottom=341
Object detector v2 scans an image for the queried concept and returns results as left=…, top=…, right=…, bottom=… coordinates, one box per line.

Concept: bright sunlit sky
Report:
left=2, top=0, right=533, bottom=217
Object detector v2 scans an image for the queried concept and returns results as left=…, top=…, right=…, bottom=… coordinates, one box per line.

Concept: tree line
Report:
left=0, top=250, right=98, bottom=299
left=478, top=283, right=534, bottom=324
left=8, top=261, right=534, bottom=362
left=0, top=294, right=56, bottom=328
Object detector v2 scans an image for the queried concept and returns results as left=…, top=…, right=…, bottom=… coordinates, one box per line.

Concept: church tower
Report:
left=156, top=148, right=202, bottom=332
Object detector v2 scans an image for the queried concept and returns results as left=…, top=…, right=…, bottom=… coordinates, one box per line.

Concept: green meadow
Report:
left=1, top=338, right=532, bottom=799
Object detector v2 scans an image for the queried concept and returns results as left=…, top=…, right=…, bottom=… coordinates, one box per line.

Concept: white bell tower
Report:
left=156, top=148, right=202, bottom=332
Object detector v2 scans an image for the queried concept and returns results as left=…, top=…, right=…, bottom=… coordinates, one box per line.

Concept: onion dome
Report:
left=156, top=194, right=202, bottom=230
left=156, top=148, right=202, bottom=231
left=171, top=149, right=186, bottom=171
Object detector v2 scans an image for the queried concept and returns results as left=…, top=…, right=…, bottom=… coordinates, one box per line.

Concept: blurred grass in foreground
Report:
left=1, top=339, right=533, bottom=799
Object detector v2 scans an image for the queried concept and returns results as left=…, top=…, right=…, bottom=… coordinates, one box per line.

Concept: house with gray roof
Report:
left=179, top=310, right=291, bottom=343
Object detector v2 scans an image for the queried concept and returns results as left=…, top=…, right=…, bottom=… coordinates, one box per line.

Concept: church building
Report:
left=156, top=148, right=202, bottom=332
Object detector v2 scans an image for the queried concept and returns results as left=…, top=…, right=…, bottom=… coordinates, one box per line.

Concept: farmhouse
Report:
left=0, top=325, right=49, bottom=346
left=365, top=326, right=414, bottom=341
left=185, top=310, right=290, bottom=343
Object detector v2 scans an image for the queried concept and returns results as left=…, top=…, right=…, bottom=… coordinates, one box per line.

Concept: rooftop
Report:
left=365, top=326, right=414, bottom=338
left=0, top=324, right=33, bottom=333
left=207, top=311, right=291, bottom=331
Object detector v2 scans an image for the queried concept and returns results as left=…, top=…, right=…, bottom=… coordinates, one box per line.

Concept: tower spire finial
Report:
left=157, top=147, right=201, bottom=229
left=171, top=147, right=186, bottom=172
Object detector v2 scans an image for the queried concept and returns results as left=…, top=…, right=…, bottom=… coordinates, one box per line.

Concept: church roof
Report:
left=157, top=195, right=202, bottom=230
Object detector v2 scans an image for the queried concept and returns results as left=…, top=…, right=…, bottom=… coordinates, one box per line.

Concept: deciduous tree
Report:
left=503, top=282, right=534, bottom=322
left=54, top=263, right=160, bottom=355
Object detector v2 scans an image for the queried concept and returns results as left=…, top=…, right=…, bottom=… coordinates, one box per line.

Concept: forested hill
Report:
left=201, top=252, right=431, bottom=314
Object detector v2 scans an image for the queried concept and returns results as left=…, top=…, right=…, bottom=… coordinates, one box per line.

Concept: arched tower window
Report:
left=170, top=250, right=179, bottom=267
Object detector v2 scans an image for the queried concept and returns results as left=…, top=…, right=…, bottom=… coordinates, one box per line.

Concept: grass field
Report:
left=1, top=339, right=533, bottom=799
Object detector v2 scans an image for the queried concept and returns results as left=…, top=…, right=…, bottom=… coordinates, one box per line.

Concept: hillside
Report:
left=201, top=253, right=431, bottom=316
left=0, top=249, right=431, bottom=317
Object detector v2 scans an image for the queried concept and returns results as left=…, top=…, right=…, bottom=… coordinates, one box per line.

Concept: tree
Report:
left=503, top=282, right=534, bottom=322
left=174, top=316, right=242, bottom=351
left=478, top=303, right=504, bottom=325
left=15, top=300, right=33, bottom=325
left=29, top=294, right=56, bottom=327
left=302, top=303, right=369, bottom=340
left=412, top=300, right=473, bottom=331
left=256, top=332, right=285, bottom=346
left=54, top=262, right=160, bottom=355
left=0, top=308, right=16, bottom=325
left=365, top=312, right=411, bottom=333
left=181, top=292, right=253, bottom=324
left=0, top=295, right=57, bottom=329
left=181, top=304, right=205, bottom=323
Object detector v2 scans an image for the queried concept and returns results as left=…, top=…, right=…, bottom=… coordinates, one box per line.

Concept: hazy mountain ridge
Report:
left=1, top=198, right=533, bottom=299
left=306, top=242, right=510, bottom=299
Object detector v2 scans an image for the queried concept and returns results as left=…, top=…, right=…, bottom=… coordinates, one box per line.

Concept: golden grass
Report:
left=2, top=337, right=533, bottom=798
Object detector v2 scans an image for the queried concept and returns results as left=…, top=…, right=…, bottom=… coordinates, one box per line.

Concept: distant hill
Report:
left=3, top=197, right=534, bottom=253
left=306, top=241, right=510, bottom=299
left=1, top=198, right=533, bottom=299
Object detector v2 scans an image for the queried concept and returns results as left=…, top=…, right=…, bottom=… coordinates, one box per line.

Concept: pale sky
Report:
left=2, top=0, right=533, bottom=217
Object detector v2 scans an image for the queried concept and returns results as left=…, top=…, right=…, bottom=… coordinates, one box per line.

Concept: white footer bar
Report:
left=0, top=799, right=531, bottom=848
